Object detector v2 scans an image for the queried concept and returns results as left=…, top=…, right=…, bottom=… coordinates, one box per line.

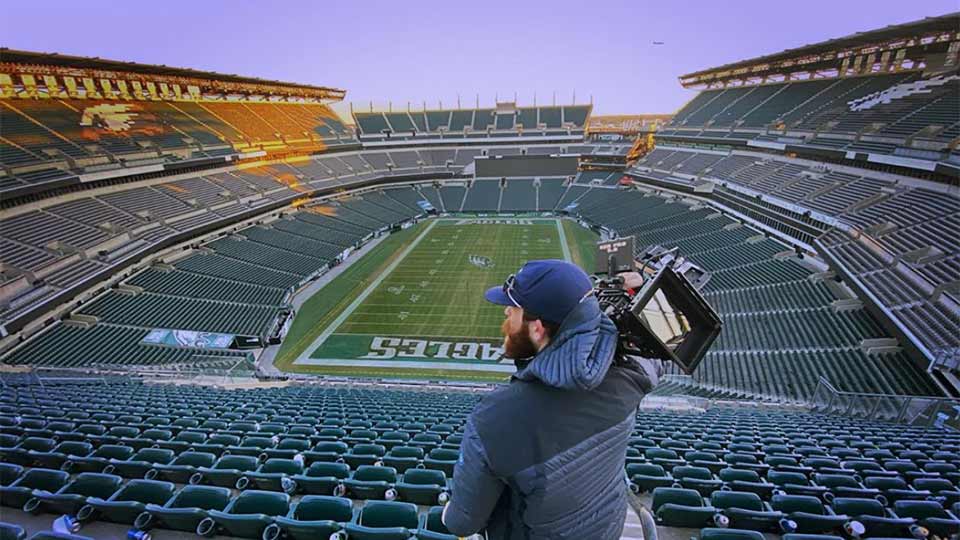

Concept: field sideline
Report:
left=274, top=216, right=598, bottom=380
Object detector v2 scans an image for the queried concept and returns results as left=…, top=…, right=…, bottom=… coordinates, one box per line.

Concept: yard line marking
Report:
left=296, top=220, right=439, bottom=361
left=556, top=219, right=572, bottom=262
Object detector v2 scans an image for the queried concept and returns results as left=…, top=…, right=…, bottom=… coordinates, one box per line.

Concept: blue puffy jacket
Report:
left=442, top=296, right=662, bottom=539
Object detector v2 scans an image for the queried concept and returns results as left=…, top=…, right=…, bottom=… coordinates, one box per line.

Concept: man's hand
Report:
left=617, top=271, right=645, bottom=290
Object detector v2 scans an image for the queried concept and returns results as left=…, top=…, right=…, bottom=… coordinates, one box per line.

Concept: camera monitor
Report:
left=627, top=266, right=721, bottom=374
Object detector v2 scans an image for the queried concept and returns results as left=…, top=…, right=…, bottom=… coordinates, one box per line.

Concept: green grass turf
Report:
left=277, top=217, right=597, bottom=379
left=564, top=219, right=600, bottom=272
left=274, top=222, right=426, bottom=369
left=310, top=219, right=563, bottom=360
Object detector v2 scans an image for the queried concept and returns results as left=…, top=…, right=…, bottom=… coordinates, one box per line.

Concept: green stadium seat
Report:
left=77, top=479, right=175, bottom=525
left=303, top=441, right=348, bottom=464
left=190, top=454, right=259, bottom=487
left=342, top=500, right=419, bottom=540
left=343, top=443, right=386, bottom=468
left=25, top=532, right=93, bottom=540
left=267, top=495, right=354, bottom=540
left=652, top=487, right=722, bottom=528
left=893, top=500, right=960, bottom=538
left=830, top=497, right=919, bottom=538
left=423, top=448, right=458, bottom=477
left=342, top=465, right=398, bottom=500
left=28, top=441, right=92, bottom=470
left=4, top=437, right=56, bottom=465
left=417, top=505, right=457, bottom=540
left=104, top=447, right=175, bottom=478
left=626, top=463, right=674, bottom=494
left=0, top=521, right=26, bottom=540
left=698, top=528, right=766, bottom=540
left=382, top=446, right=424, bottom=473
left=24, top=472, right=122, bottom=516
left=0, top=464, right=23, bottom=487
left=863, top=476, right=929, bottom=503
left=718, top=468, right=775, bottom=499
left=262, top=438, right=310, bottom=460
left=135, top=485, right=232, bottom=533
left=0, top=468, right=69, bottom=510
left=674, top=466, right=723, bottom=497
left=64, top=444, right=134, bottom=473
left=770, top=494, right=852, bottom=534
left=197, top=490, right=290, bottom=538
left=238, top=458, right=304, bottom=492
left=146, top=451, right=216, bottom=483
left=395, top=469, right=449, bottom=505
left=290, top=462, right=351, bottom=496
left=711, top=490, right=794, bottom=532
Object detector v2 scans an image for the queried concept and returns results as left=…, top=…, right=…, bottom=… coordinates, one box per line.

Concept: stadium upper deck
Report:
left=658, top=12, right=960, bottom=181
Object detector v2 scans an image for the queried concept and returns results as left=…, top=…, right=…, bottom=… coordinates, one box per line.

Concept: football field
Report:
left=276, top=217, right=595, bottom=380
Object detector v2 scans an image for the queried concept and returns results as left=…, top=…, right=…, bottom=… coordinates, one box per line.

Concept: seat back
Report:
left=651, top=487, right=704, bottom=512
left=229, top=490, right=290, bottom=516
left=711, top=491, right=763, bottom=511
left=294, top=495, right=354, bottom=521
left=360, top=500, right=419, bottom=528
left=301, top=461, right=346, bottom=478
left=168, top=485, right=232, bottom=510
left=172, top=451, right=216, bottom=468
left=402, top=469, right=445, bottom=486
left=354, top=465, right=397, bottom=482
left=213, top=455, right=258, bottom=471
left=112, top=479, right=175, bottom=504
left=63, top=473, right=122, bottom=497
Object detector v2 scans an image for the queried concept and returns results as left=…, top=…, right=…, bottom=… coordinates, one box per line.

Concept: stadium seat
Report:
left=190, top=454, right=259, bottom=487
left=77, top=479, right=175, bottom=525
left=697, top=528, right=766, bottom=540
left=0, top=522, right=25, bottom=540
left=24, top=473, right=122, bottom=516
left=343, top=444, right=387, bottom=468
left=104, top=447, right=175, bottom=478
left=342, top=500, right=419, bottom=540
left=135, top=485, right=232, bottom=533
left=423, top=448, right=458, bottom=477
left=892, top=500, right=960, bottom=538
left=304, top=441, right=349, bottom=464
left=674, top=466, right=724, bottom=497
left=266, top=495, right=355, bottom=540
left=770, top=494, right=852, bottom=534
left=0, top=468, right=69, bottom=510
left=342, top=465, right=398, bottom=500
left=238, top=458, right=304, bottom=492
left=652, top=487, right=722, bottom=528
left=830, top=497, right=920, bottom=538
left=0, top=464, right=24, bottom=487
left=290, top=462, right=351, bottom=495
left=395, top=469, right=449, bottom=505
left=64, top=444, right=134, bottom=473
left=28, top=441, right=93, bottom=470
left=417, top=506, right=457, bottom=540
left=382, top=446, right=424, bottom=473
left=146, top=451, right=217, bottom=483
left=711, top=490, right=794, bottom=532
left=626, top=463, right=675, bottom=494
left=718, top=468, right=775, bottom=499
left=197, top=490, right=290, bottom=538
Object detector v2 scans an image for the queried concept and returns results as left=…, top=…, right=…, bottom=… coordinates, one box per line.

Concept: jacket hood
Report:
left=513, top=296, right=618, bottom=391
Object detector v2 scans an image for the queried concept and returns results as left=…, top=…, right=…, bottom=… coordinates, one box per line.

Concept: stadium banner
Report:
left=141, top=328, right=235, bottom=349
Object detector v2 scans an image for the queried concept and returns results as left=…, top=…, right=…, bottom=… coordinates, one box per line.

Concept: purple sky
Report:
left=4, top=1, right=956, bottom=118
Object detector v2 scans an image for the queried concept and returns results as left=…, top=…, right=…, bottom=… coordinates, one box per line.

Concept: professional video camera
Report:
left=593, top=236, right=721, bottom=375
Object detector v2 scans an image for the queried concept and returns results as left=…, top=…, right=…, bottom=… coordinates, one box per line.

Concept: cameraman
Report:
left=442, top=259, right=662, bottom=539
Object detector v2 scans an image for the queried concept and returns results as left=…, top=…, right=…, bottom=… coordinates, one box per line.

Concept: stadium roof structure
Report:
left=0, top=48, right=347, bottom=101
left=679, top=12, right=960, bottom=87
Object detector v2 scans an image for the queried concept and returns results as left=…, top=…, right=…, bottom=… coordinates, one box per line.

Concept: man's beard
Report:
left=501, top=317, right=538, bottom=361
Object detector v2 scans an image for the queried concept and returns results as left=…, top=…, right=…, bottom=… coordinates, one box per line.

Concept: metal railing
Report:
left=811, top=376, right=960, bottom=428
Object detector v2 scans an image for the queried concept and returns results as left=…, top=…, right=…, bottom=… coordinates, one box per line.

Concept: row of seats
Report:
left=353, top=105, right=591, bottom=137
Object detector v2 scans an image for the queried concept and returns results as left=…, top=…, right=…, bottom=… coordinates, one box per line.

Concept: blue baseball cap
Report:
left=484, top=259, right=593, bottom=324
